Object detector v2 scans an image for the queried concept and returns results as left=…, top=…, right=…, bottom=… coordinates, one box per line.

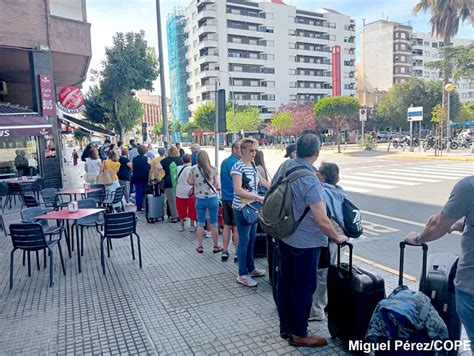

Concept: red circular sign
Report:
left=58, top=86, right=84, bottom=110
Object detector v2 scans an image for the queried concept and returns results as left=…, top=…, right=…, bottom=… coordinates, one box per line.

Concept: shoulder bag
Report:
left=239, top=162, right=262, bottom=226
left=96, top=161, right=113, bottom=185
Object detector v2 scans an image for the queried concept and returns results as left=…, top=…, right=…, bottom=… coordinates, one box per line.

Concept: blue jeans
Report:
left=196, top=197, right=218, bottom=227
left=234, top=209, right=257, bottom=276
left=456, top=287, right=474, bottom=343
left=134, top=184, right=145, bottom=210
left=277, top=242, right=320, bottom=338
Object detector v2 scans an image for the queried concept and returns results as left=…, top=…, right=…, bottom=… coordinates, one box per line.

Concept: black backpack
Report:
left=341, top=198, right=363, bottom=238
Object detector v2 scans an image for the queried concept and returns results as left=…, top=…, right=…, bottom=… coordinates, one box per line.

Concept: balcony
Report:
left=197, top=9, right=217, bottom=21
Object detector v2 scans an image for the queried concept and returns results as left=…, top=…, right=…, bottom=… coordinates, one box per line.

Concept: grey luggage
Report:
left=146, top=194, right=165, bottom=223
left=421, top=253, right=461, bottom=349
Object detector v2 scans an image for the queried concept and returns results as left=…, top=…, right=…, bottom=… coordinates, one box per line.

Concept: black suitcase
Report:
left=254, top=223, right=267, bottom=258
left=327, top=242, right=386, bottom=344
left=267, top=235, right=277, bottom=283
left=420, top=252, right=461, bottom=350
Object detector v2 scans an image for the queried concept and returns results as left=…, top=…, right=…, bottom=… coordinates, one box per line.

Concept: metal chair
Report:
left=102, top=186, right=125, bottom=213
left=42, top=188, right=59, bottom=209
left=89, top=184, right=106, bottom=206
left=4, top=182, right=22, bottom=209
left=9, top=223, right=66, bottom=289
left=0, top=182, right=7, bottom=213
left=21, top=206, right=69, bottom=258
left=99, top=212, right=142, bottom=275
left=22, top=194, right=39, bottom=208
left=73, top=199, right=104, bottom=257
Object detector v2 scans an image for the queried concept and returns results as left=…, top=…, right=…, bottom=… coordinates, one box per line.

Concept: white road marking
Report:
left=387, top=169, right=460, bottom=179
left=340, top=174, right=418, bottom=185
left=361, top=210, right=425, bottom=227
left=339, top=180, right=396, bottom=189
left=342, top=186, right=372, bottom=193
left=356, top=172, right=439, bottom=183
left=403, top=168, right=467, bottom=177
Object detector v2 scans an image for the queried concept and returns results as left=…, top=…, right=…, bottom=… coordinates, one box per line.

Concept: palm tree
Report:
left=413, top=0, right=472, bottom=145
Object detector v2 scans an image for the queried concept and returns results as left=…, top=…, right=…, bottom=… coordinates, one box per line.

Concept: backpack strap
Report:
left=284, top=165, right=315, bottom=223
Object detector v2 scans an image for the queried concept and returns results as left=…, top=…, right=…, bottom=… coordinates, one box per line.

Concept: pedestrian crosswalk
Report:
left=339, top=163, right=474, bottom=193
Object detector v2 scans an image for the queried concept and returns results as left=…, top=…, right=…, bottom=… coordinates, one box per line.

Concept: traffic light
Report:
left=142, top=122, right=148, bottom=142
left=217, top=89, right=226, bottom=133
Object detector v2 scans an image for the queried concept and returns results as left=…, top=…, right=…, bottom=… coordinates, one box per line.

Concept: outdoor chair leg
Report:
left=63, top=229, right=71, bottom=258
left=130, top=235, right=135, bottom=260
left=27, top=251, right=31, bottom=277
left=106, top=237, right=111, bottom=258
left=44, top=249, right=47, bottom=268
left=136, top=234, right=142, bottom=269
left=36, top=251, right=40, bottom=271
left=100, top=238, right=106, bottom=275
left=81, top=226, right=84, bottom=257
left=22, top=250, right=26, bottom=266
left=10, top=249, right=15, bottom=289
left=58, top=242, right=66, bottom=276
left=49, top=248, right=54, bottom=287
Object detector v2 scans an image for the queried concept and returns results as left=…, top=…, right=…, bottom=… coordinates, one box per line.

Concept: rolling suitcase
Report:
left=327, top=242, right=386, bottom=344
left=254, top=223, right=267, bottom=258
left=420, top=253, right=461, bottom=350
left=145, top=194, right=165, bottom=223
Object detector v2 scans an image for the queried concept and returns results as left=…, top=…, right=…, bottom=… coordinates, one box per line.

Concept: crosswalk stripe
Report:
left=404, top=168, right=468, bottom=176
left=388, top=169, right=460, bottom=179
left=355, top=172, right=439, bottom=183
left=434, top=165, right=474, bottom=169
left=426, top=166, right=474, bottom=173
left=341, top=186, right=372, bottom=193
left=379, top=169, right=459, bottom=179
left=340, top=174, right=418, bottom=186
left=339, top=179, right=396, bottom=189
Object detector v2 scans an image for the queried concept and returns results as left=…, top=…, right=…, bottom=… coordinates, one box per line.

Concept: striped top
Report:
left=230, top=160, right=259, bottom=209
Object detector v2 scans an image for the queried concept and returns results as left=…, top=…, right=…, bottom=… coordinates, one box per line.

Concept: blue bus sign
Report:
left=407, top=106, right=423, bottom=122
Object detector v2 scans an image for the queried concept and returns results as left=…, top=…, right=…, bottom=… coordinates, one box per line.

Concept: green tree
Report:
left=227, top=105, right=262, bottom=132
left=269, top=112, right=294, bottom=136
left=457, top=101, right=474, bottom=121
left=96, top=31, right=159, bottom=140
left=313, top=96, right=359, bottom=153
left=426, top=44, right=474, bottom=83
left=193, top=102, right=216, bottom=130
left=84, top=86, right=108, bottom=127
left=373, top=78, right=461, bottom=130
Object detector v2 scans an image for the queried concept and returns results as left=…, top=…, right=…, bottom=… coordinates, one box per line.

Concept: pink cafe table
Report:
left=36, top=208, right=105, bottom=273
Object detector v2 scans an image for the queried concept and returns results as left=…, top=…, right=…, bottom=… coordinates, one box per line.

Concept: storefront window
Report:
left=0, top=136, right=39, bottom=178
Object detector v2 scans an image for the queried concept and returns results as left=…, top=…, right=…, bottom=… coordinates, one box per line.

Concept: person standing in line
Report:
left=81, top=143, right=92, bottom=162
left=131, top=145, right=151, bottom=212
left=146, top=143, right=156, bottom=159
left=284, top=143, right=297, bottom=160
left=231, top=138, right=270, bottom=287
left=102, top=150, right=121, bottom=195
left=84, top=148, right=101, bottom=184
left=176, top=154, right=196, bottom=232
left=220, top=141, right=242, bottom=262
left=128, top=139, right=139, bottom=162
left=272, top=133, right=347, bottom=347
left=310, top=162, right=347, bottom=322
left=190, top=143, right=200, bottom=165
left=187, top=150, right=222, bottom=254
left=176, top=143, right=185, bottom=158
left=159, top=145, right=183, bottom=222
left=150, top=147, right=166, bottom=185
left=118, top=148, right=133, bottom=206
left=255, top=150, right=271, bottom=195
left=405, top=175, right=474, bottom=344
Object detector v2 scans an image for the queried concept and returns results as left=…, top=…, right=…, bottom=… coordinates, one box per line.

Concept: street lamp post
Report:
left=156, top=0, right=169, bottom=143
left=445, top=83, right=454, bottom=152
left=217, top=70, right=236, bottom=142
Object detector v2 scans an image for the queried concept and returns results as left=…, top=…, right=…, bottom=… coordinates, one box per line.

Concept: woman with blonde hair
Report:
left=159, top=145, right=183, bottom=222
left=187, top=150, right=222, bottom=253
left=103, top=149, right=121, bottom=195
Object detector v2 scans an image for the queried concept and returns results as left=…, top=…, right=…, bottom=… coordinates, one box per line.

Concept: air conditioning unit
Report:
left=0, top=81, right=7, bottom=95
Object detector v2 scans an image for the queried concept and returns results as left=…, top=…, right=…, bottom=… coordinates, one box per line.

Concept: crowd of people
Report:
left=76, top=134, right=473, bottom=349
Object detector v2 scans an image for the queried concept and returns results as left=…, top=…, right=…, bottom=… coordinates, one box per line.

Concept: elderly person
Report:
left=158, top=145, right=183, bottom=222
left=190, top=143, right=200, bottom=166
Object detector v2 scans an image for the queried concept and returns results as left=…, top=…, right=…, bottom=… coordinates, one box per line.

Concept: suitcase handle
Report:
left=399, top=241, right=428, bottom=290
left=337, top=241, right=353, bottom=273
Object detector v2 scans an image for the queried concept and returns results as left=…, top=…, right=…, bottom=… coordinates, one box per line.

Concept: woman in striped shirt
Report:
left=231, top=138, right=270, bottom=288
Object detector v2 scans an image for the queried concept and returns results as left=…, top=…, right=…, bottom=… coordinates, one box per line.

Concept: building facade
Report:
left=167, top=8, right=191, bottom=126
left=0, top=0, right=91, bottom=184
left=135, top=90, right=171, bottom=141
left=359, top=20, right=473, bottom=106
left=184, top=0, right=356, bottom=120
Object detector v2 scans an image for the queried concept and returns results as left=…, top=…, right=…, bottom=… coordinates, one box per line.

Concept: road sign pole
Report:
left=409, top=121, right=413, bottom=152
left=361, top=120, right=365, bottom=147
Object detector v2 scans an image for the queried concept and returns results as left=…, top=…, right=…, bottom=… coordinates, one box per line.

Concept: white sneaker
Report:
left=189, top=226, right=196, bottom=232
left=250, top=269, right=266, bottom=278
left=236, top=275, right=258, bottom=287
left=205, top=231, right=212, bottom=238
left=178, top=225, right=185, bottom=232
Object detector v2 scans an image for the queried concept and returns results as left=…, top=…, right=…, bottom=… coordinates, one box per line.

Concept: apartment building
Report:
left=167, top=8, right=191, bottom=125
left=135, top=90, right=171, bottom=137
left=359, top=20, right=473, bottom=106
left=184, top=0, right=356, bottom=120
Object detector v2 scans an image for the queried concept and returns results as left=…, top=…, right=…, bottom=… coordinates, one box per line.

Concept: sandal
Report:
left=196, top=246, right=204, bottom=254
left=213, top=246, right=223, bottom=254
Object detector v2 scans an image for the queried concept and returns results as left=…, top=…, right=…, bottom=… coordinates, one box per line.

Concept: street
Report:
left=204, top=146, right=472, bottom=280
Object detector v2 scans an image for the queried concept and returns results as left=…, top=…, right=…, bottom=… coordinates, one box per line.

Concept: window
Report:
left=431, top=72, right=437, bottom=79
left=469, top=92, right=474, bottom=98
left=424, top=71, right=430, bottom=78
left=401, top=32, right=406, bottom=39
left=264, top=81, right=275, bottom=87
left=234, top=79, right=243, bottom=86
left=288, top=29, right=295, bottom=36
left=424, top=41, right=430, bottom=46
left=432, top=42, right=438, bottom=48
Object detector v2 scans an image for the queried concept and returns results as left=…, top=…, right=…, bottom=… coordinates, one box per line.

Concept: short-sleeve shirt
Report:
left=231, top=160, right=259, bottom=209
left=131, top=155, right=150, bottom=185
left=160, top=156, right=184, bottom=188
left=220, top=154, right=239, bottom=202
left=176, top=165, right=193, bottom=198
left=191, top=166, right=218, bottom=199
left=442, top=176, right=474, bottom=295
left=271, top=158, right=326, bottom=249
left=103, top=160, right=120, bottom=181
left=117, top=156, right=131, bottom=181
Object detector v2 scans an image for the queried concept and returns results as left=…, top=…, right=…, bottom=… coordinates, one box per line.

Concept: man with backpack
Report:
left=405, top=175, right=474, bottom=344
left=269, top=133, right=348, bottom=347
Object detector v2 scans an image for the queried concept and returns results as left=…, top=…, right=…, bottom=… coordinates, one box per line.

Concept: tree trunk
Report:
left=441, top=37, right=452, bottom=152
left=113, top=97, right=125, bottom=141
left=336, top=128, right=341, bottom=153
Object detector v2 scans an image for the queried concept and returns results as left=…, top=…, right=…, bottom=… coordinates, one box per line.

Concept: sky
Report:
left=84, top=0, right=474, bottom=95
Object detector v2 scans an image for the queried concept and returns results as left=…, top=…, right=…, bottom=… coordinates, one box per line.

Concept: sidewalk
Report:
left=0, top=162, right=461, bottom=355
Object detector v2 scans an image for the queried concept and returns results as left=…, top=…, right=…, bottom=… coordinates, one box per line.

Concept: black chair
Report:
left=9, top=223, right=66, bottom=289
left=5, top=182, right=22, bottom=209
left=41, top=188, right=68, bottom=210
left=89, top=184, right=106, bottom=206
left=72, top=199, right=104, bottom=257
left=99, top=212, right=142, bottom=275
left=102, top=186, right=125, bottom=213
left=0, top=182, right=7, bottom=213
left=22, top=194, right=39, bottom=208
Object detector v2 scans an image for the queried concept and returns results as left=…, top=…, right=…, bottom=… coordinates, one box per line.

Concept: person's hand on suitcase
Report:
left=333, top=234, right=349, bottom=244
left=404, top=231, right=420, bottom=245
